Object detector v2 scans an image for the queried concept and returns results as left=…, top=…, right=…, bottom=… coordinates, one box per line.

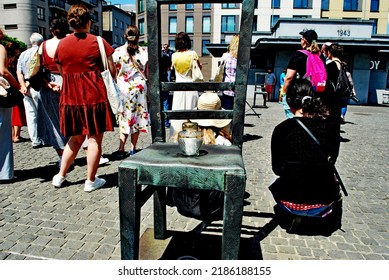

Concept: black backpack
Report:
left=334, top=60, right=354, bottom=98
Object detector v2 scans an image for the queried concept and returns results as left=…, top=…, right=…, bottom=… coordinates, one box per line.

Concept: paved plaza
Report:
left=0, top=97, right=388, bottom=260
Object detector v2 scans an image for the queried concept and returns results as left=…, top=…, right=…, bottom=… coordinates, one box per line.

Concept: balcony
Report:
left=48, top=0, right=66, bottom=11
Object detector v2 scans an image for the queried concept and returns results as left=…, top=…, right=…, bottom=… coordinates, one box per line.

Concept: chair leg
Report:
left=221, top=173, right=245, bottom=260
left=118, top=166, right=141, bottom=260
left=153, top=187, right=167, bottom=239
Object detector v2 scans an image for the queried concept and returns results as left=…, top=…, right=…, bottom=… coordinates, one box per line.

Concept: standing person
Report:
left=321, top=42, right=332, bottom=65
left=169, top=32, right=201, bottom=141
left=324, top=43, right=346, bottom=125
left=269, top=79, right=341, bottom=233
left=38, top=18, right=70, bottom=167
left=111, top=25, right=149, bottom=159
left=160, top=43, right=174, bottom=128
left=0, top=29, right=21, bottom=181
left=278, top=68, right=286, bottom=102
left=16, top=32, right=45, bottom=149
left=282, top=29, right=323, bottom=119
left=6, top=42, right=26, bottom=143
left=52, top=4, right=116, bottom=191
left=264, top=67, right=276, bottom=102
left=220, top=34, right=239, bottom=110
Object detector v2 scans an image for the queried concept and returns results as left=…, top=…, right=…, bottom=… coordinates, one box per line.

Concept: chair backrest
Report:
left=146, top=0, right=255, bottom=149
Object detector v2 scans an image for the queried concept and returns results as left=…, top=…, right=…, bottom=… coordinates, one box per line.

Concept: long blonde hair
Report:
left=306, top=41, right=320, bottom=54
left=228, top=34, right=239, bottom=58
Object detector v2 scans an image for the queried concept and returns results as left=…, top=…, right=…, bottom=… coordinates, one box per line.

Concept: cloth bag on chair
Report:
left=97, top=36, right=124, bottom=115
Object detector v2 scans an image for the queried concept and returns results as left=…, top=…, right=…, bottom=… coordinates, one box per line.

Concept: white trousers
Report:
left=23, top=87, right=42, bottom=146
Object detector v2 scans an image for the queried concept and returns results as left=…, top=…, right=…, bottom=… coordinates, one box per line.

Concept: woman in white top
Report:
left=169, top=32, right=202, bottom=141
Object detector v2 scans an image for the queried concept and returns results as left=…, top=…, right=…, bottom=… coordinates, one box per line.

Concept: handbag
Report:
left=97, top=36, right=124, bottom=115
left=0, top=77, right=24, bottom=108
left=213, top=60, right=225, bottom=82
left=28, top=48, right=44, bottom=91
left=191, top=51, right=203, bottom=82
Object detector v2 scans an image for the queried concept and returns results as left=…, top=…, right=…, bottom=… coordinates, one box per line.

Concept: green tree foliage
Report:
left=1, top=34, right=27, bottom=52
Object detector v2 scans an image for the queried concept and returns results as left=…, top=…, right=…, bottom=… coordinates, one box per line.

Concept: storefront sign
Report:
left=370, top=59, right=387, bottom=71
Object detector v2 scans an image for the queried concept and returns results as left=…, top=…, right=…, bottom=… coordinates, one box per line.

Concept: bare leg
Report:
left=130, top=132, right=139, bottom=152
left=86, top=133, right=104, bottom=182
left=58, top=135, right=84, bottom=177
left=118, top=132, right=128, bottom=151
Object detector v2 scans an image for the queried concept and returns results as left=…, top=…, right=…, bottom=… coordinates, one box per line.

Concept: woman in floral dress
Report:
left=112, top=25, right=149, bottom=159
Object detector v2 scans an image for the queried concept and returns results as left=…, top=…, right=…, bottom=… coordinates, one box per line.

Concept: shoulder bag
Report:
left=191, top=51, right=203, bottom=82
left=28, top=47, right=44, bottom=91
left=213, top=59, right=225, bottom=82
left=97, top=36, right=124, bottom=115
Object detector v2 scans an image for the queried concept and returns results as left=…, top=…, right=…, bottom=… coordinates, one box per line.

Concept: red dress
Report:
left=54, top=33, right=114, bottom=137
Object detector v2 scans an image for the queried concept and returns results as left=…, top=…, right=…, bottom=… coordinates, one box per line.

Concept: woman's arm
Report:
left=0, top=45, right=20, bottom=90
left=107, top=55, right=117, bottom=80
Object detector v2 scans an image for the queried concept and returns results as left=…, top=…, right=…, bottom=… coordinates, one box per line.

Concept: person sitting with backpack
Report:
left=282, top=29, right=326, bottom=119
left=269, top=79, right=342, bottom=236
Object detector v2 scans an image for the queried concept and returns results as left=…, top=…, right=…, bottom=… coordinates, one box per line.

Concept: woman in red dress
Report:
left=52, top=4, right=116, bottom=192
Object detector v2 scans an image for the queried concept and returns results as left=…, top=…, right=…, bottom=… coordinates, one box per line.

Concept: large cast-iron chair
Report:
left=118, top=0, right=254, bottom=260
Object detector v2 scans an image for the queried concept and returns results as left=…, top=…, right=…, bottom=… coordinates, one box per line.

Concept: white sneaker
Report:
left=99, top=157, right=109, bottom=165
left=84, top=177, right=106, bottom=192
left=52, top=174, right=66, bottom=188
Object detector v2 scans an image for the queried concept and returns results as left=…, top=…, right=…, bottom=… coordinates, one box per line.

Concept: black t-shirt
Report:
left=270, top=117, right=340, bottom=204
left=287, top=51, right=307, bottom=80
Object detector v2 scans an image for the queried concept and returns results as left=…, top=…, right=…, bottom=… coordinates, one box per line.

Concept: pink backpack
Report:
left=299, top=50, right=327, bottom=92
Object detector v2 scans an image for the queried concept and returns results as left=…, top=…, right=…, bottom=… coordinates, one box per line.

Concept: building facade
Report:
left=136, top=0, right=389, bottom=105
left=102, top=3, right=136, bottom=46
left=0, top=0, right=104, bottom=45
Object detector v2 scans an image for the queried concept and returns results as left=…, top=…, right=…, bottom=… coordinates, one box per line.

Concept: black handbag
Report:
left=0, top=86, right=24, bottom=108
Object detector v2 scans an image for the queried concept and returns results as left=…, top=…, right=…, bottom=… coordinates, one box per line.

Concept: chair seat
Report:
left=120, top=142, right=245, bottom=190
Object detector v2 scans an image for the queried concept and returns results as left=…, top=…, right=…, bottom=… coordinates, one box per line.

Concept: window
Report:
left=321, top=0, right=329, bottom=11
left=203, top=3, right=211, bottom=10
left=4, top=3, right=17, bottom=9
left=114, top=18, right=118, bottom=28
left=4, top=24, right=18, bottom=30
left=222, top=3, right=238, bottom=9
left=272, top=0, right=281, bottom=9
left=139, top=19, right=145, bottom=35
left=169, top=17, right=177, bottom=34
left=169, top=4, right=177, bottom=11
left=371, top=18, right=378, bottom=34
left=38, top=26, right=45, bottom=38
left=169, top=40, right=175, bottom=51
left=138, top=0, right=145, bottom=13
left=252, top=15, right=258, bottom=31
left=203, top=16, right=211, bottom=33
left=186, top=16, right=194, bottom=34
left=343, top=0, right=358, bottom=11
left=202, top=40, right=210, bottom=56
left=271, top=15, right=279, bottom=27
left=221, top=15, right=236, bottom=32
left=114, top=35, right=119, bottom=44
left=186, top=4, right=194, bottom=10
left=293, top=0, right=312, bottom=9
left=371, top=0, right=379, bottom=12
left=121, top=21, right=124, bottom=30
left=37, top=7, right=45, bottom=20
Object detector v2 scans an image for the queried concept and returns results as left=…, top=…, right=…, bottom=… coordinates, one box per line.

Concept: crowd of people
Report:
left=0, top=3, right=353, bottom=237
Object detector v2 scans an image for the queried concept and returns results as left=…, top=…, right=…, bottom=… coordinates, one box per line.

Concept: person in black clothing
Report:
left=282, top=29, right=321, bottom=95
left=270, top=79, right=340, bottom=208
left=160, top=43, right=175, bottom=128
left=324, top=43, right=344, bottom=124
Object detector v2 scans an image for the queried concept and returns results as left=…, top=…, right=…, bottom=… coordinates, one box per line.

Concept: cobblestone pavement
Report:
left=0, top=99, right=388, bottom=260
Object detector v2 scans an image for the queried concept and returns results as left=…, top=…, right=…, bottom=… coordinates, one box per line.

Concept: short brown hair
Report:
left=175, top=32, right=191, bottom=51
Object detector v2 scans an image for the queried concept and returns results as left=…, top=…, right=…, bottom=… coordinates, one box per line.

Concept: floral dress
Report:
left=113, top=44, right=149, bottom=135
